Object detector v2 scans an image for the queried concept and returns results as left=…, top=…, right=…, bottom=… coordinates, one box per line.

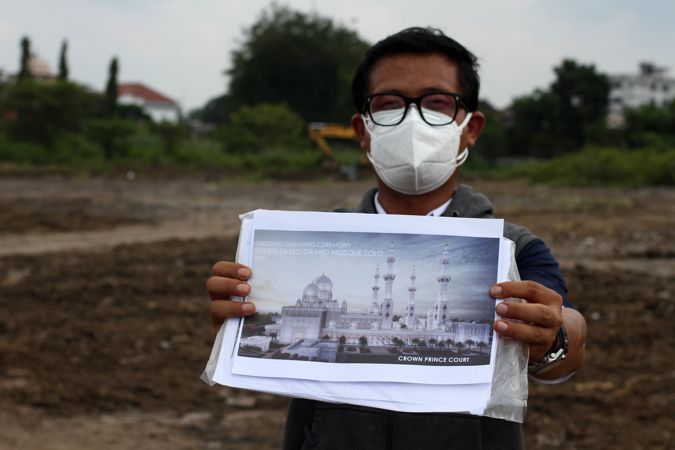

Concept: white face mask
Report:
left=363, top=106, right=472, bottom=195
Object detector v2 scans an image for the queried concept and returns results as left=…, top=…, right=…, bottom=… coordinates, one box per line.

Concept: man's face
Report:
left=352, top=52, right=484, bottom=156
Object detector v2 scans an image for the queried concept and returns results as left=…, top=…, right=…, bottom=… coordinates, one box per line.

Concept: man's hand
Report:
left=490, top=280, right=563, bottom=362
left=206, top=261, right=256, bottom=334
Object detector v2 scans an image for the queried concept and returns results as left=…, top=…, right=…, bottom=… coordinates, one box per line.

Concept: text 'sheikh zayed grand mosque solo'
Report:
left=239, top=242, right=493, bottom=365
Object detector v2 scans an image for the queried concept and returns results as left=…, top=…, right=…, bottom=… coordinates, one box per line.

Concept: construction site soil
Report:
left=0, top=172, right=673, bottom=449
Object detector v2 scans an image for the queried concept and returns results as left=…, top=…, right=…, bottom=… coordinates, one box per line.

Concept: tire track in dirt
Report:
left=0, top=219, right=240, bottom=257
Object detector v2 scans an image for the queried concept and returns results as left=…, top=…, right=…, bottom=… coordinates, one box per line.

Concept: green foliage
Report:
left=0, top=80, right=102, bottom=146
left=510, top=146, right=675, bottom=187
left=51, top=133, right=105, bottom=165
left=226, top=4, right=369, bottom=123
left=472, top=100, right=507, bottom=161
left=152, top=122, right=189, bottom=155
left=624, top=99, right=675, bottom=148
left=507, top=59, right=610, bottom=157
left=58, top=40, right=69, bottom=81
left=550, top=59, right=610, bottom=145
left=84, top=118, right=135, bottom=159
left=221, top=103, right=307, bottom=153
left=0, top=132, right=50, bottom=164
left=18, top=36, right=31, bottom=81
left=507, top=90, right=561, bottom=157
left=117, top=103, right=152, bottom=122
left=105, top=57, right=119, bottom=115
left=189, top=93, right=236, bottom=125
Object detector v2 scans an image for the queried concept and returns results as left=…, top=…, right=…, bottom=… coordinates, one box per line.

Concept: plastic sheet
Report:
left=203, top=212, right=528, bottom=423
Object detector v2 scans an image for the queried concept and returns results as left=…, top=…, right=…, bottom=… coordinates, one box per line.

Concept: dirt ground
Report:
left=0, top=172, right=673, bottom=450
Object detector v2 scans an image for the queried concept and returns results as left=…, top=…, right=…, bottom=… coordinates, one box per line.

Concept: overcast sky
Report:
left=1, top=0, right=674, bottom=113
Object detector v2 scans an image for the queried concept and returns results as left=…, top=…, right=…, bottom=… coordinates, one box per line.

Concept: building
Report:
left=118, top=82, right=181, bottom=123
left=240, top=335, right=272, bottom=352
left=263, top=243, right=492, bottom=360
left=608, top=62, right=675, bottom=127
left=6, top=54, right=55, bottom=82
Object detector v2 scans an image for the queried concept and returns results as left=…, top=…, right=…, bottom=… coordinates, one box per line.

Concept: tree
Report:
left=477, top=341, right=487, bottom=354
left=58, top=40, right=69, bottom=81
left=1, top=81, right=102, bottom=146
left=18, top=36, right=31, bottom=81
left=465, top=339, right=475, bottom=351
left=189, top=93, right=236, bottom=125
left=105, top=57, right=119, bottom=115
left=428, top=338, right=437, bottom=348
left=624, top=99, right=675, bottom=148
left=507, top=89, right=561, bottom=157
left=550, top=59, right=610, bottom=150
left=221, top=102, right=306, bottom=153
left=472, top=100, right=507, bottom=162
left=507, top=58, right=610, bottom=157
left=359, top=336, right=368, bottom=348
left=226, top=5, right=370, bottom=123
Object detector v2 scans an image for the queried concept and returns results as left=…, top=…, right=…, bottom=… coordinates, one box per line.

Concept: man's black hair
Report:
left=352, top=27, right=480, bottom=113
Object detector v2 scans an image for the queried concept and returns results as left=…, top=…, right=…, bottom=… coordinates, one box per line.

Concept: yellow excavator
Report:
left=308, top=122, right=365, bottom=167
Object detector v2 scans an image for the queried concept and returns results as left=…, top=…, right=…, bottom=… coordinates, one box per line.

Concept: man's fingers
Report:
left=211, top=261, right=251, bottom=280
left=210, top=300, right=256, bottom=330
left=493, top=320, right=555, bottom=348
left=206, top=276, right=250, bottom=300
left=495, top=301, right=561, bottom=329
left=490, top=280, right=562, bottom=306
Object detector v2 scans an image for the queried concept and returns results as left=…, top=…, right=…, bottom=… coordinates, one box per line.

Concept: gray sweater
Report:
left=281, top=185, right=541, bottom=450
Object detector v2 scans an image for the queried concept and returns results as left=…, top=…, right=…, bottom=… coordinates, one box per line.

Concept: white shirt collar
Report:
left=373, top=192, right=452, bottom=217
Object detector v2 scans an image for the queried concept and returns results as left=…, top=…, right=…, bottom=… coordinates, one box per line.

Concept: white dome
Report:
left=314, top=274, right=333, bottom=291
left=28, top=55, right=52, bottom=78
left=303, top=282, right=318, bottom=298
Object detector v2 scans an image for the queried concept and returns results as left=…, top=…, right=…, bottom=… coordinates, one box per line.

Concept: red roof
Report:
left=118, top=83, right=177, bottom=105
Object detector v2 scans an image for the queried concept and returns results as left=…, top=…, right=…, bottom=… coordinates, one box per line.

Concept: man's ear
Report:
left=464, top=111, right=486, bottom=148
left=352, top=113, right=369, bottom=153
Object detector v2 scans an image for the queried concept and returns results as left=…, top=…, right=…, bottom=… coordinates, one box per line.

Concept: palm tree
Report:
left=478, top=341, right=487, bottom=354
left=412, top=338, right=420, bottom=348
left=456, top=341, right=465, bottom=354
left=429, top=338, right=437, bottom=349
left=466, top=339, right=475, bottom=351
left=359, top=336, right=368, bottom=348
left=445, top=338, right=455, bottom=352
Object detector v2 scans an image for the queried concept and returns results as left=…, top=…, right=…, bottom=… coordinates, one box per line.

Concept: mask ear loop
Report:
left=361, top=114, right=375, bottom=134
left=454, top=112, right=473, bottom=166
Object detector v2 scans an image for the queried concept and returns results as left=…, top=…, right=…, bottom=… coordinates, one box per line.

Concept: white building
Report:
left=118, top=82, right=181, bottom=123
left=240, top=335, right=272, bottom=352
left=263, top=242, right=492, bottom=361
left=608, top=62, right=675, bottom=127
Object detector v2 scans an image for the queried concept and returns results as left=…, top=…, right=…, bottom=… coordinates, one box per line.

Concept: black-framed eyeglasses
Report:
left=363, top=92, right=466, bottom=126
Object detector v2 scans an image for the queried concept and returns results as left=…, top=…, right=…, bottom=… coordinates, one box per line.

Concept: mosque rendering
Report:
left=257, top=242, right=493, bottom=362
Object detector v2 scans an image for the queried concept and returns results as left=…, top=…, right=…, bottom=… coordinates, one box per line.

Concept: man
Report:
left=207, top=27, right=587, bottom=450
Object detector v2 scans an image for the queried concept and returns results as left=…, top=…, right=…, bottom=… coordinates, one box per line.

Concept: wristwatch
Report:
left=528, top=325, right=568, bottom=376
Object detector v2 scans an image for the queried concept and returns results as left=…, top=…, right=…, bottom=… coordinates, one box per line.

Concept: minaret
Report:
left=405, top=266, right=417, bottom=329
left=434, top=243, right=451, bottom=329
left=381, top=242, right=396, bottom=329
left=369, top=265, right=381, bottom=314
